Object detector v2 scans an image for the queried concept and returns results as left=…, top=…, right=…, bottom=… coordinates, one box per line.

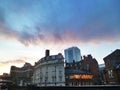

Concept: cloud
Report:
left=0, top=57, right=36, bottom=68
left=0, top=58, right=28, bottom=74
left=0, top=0, right=120, bottom=46
left=0, top=25, right=46, bottom=46
left=0, top=59, right=25, bottom=64
left=0, top=19, right=120, bottom=46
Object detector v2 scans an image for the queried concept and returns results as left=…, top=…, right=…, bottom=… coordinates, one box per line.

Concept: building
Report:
left=81, top=55, right=100, bottom=84
left=10, top=62, right=33, bottom=86
left=99, top=64, right=105, bottom=85
left=103, top=49, right=120, bottom=85
left=64, top=46, right=81, bottom=63
left=0, top=73, right=10, bottom=80
left=65, top=62, right=93, bottom=86
left=99, top=64, right=105, bottom=71
left=33, top=50, right=65, bottom=86
left=65, top=54, right=100, bottom=86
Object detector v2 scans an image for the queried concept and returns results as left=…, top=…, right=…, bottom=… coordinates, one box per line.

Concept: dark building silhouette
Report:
left=81, top=55, right=100, bottom=84
left=99, top=64, right=105, bottom=85
left=0, top=73, right=10, bottom=80
left=65, top=54, right=100, bottom=86
left=103, top=49, right=120, bottom=85
left=45, top=49, right=50, bottom=57
left=10, top=62, right=33, bottom=86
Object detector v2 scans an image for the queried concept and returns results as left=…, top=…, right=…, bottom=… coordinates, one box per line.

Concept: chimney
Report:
left=45, top=49, right=50, bottom=57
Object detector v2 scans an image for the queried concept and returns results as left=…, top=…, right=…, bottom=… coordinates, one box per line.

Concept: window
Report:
left=52, top=56, right=55, bottom=59
left=52, top=76, right=55, bottom=82
left=52, top=71, right=55, bottom=76
left=58, top=66, right=62, bottom=69
left=40, top=77, right=42, bottom=82
left=86, top=64, right=89, bottom=71
left=59, top=76, right=62, bottom=82
left=46, top=56, right=49, bottom=60
left=45, top=77, right=48, bottom=82
left=40, top=72, right=43, bottom=77
left=108, top=70, right=114, bottom=78
left=46, top=72, right=48, bottom=77
left=59, top=71, right=62, bottom=76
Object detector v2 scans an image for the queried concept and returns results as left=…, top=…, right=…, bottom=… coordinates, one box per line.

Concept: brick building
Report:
left=65, top=54, right=100, bottom=86
left=103, top=49, right=120, bottom=85
left=81, top=55, right=100, bottom=84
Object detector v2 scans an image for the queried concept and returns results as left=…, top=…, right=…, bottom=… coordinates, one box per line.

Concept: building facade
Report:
left=99, top=64, right=105, bottom=85
left=81, top=55, right=101, bottom=84
left=10, top=63, right=33, bottom=86
left=103, top=49, right=120, bottom=85
left=33, top=50, right=65, bottom=86
left=65, top=63, right=93, bottom=86
left=65, top=54, right=100, bottom=86
left=0, top=73, right=10, bottom=80
left=64, top=46, right=81, bottom=63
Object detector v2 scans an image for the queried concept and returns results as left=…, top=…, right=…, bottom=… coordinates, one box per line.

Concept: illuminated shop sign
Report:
left=70, top=74, right=93, bottom=80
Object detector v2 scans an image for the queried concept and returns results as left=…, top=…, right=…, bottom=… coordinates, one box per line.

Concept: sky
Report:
left=0, top=0, right=120, bottom=75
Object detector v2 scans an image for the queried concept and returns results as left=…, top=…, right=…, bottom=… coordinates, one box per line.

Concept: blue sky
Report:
left=0, top=0, right=120, bottom=74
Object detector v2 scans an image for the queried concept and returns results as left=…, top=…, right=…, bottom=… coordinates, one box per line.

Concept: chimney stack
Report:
left=45, top=49, right=50, bottom=57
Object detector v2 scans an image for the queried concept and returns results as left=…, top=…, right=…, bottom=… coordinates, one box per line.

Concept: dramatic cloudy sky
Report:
left=0, top=0, right=120, bottom=74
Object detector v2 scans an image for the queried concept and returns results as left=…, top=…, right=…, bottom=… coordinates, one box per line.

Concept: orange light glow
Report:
left=72, top=74, right=93, bottom=80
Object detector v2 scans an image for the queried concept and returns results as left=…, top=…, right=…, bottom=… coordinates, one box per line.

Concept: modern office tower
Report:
left=64, top=46, right=81, bottom=63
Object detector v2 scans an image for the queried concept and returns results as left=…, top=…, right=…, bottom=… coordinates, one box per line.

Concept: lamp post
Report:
left=55, top=65, right=56, bottom=86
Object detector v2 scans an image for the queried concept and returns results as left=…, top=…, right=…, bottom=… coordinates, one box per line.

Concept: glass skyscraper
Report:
left=64, top=46, right=81, bottom=63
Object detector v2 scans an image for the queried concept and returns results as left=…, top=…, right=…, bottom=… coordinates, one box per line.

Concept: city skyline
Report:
left=0, top=0, right=120, bottom=75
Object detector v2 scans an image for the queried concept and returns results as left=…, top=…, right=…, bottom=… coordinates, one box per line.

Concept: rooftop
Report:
left=103, top=49, right=120, bottom=60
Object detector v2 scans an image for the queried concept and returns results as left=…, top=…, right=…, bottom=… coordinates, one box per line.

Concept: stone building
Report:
left=65, top=54, right=100, bottom=86
left=33, top=50, right=65, bottom=86
left=103, top=49, right=120, bottom=85
left=10, top=62, right=33, bottom=86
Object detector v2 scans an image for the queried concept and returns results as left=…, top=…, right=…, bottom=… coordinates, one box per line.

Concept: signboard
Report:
left=70, top=74, right=93, bottom=80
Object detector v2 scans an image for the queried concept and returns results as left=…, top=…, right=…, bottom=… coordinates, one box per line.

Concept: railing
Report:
left=8, top=85, right=120, bottom=90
